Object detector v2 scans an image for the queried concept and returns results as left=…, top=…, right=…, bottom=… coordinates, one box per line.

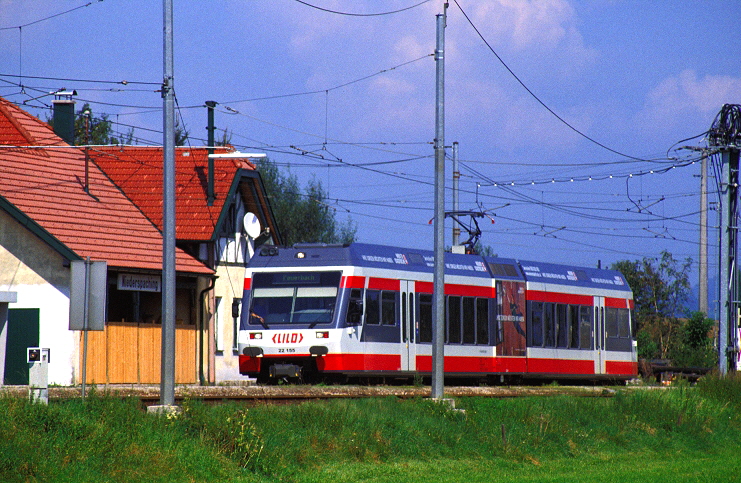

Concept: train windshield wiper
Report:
left=251, top=312, right=269, bottom=330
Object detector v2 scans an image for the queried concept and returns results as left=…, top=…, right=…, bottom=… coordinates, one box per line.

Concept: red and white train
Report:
left=238, top=243, right=637, bottom=383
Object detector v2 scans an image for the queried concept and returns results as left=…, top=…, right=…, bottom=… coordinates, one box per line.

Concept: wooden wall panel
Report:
left=175, top=326, right=197, bottom=383
left=138, top=325, right=160, bottom=384
left=80, top=330, right=107, bottom=384
left=81, top=323, right=198, bottom=384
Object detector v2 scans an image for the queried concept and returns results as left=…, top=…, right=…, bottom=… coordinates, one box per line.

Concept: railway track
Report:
left=0, top=384, right=625, bottom=404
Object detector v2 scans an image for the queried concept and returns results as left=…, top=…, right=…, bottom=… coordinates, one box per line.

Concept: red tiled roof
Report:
left=90, top=146, right=257, bottom=241
left=0, top=98, right=212, bottom=275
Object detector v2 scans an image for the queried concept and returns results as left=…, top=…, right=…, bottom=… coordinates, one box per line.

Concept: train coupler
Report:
left=269, top=363, right=303, bottom=379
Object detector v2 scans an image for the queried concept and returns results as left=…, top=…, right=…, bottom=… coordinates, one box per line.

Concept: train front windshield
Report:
left=248, top=271, right=342, bottom=327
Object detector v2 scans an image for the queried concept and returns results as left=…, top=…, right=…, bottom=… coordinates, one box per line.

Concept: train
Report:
left=237, top=243, right=637, bottom=384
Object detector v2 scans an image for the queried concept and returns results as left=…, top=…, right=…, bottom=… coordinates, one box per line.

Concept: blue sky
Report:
left=2, top=0, right=740, bottom=300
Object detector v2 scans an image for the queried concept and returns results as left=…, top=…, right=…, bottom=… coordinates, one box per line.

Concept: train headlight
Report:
left=249, top=332, right=262, bottom=340
left=316, top=331, right=329, bottom=339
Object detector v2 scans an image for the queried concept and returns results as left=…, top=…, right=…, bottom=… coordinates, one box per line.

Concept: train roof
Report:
left=249, top=243, right=631, bottom=294
left=250, top=243, right=519, bottom=279
left=516, top=259, right=631, bottom=293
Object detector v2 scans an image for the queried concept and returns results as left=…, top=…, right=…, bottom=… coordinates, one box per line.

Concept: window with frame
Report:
left=447, top=296, right=462, bottom=343
left=419, top=293, right=432, bottom=343
left=543, top=303, right=555, bottom=347
left=529, top=301, right=544, bottom=347
left=462, top=297, right=476, bottom=344
left=365, top=290, right=380, bottom=325
left=381, top=291, right=397, bottom=326
left=579, top=305, right=592, bottom=349
left=569, top=305, right=580, bottom=348
left=556, top=304, right=569, bottom=348
left=477, top=298, right=490, bottom=345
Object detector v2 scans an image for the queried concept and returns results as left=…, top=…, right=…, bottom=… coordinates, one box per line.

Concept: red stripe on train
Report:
left=605, top=360, right=638, bottom=375
left=414, top=281, right=495, bottom=298
left=527, top=358, right=595, bottom=375
left=318, top=353, right=400, bottom=371
left=368, top=277, right=400, bottom=291
left=341, top=276, right=366, bottom=289
left=527, top=291, right=592, bottom=305
left=604, top=297, right=634, bottom=309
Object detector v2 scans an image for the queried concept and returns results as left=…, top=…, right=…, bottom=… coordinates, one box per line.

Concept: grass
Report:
left=1, top=375, right=741, bottom=482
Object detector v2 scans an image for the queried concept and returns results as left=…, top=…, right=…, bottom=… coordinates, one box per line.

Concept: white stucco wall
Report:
left=10, top=285, right=75, bottom=386
left=0, top=210, right=77, bottom=386
left=212, top=261, right=247, bottom=383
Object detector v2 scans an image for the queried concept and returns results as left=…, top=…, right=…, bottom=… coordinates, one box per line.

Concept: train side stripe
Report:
left=605, top=297, right=634, bottom=309
left=414, top=281, right=495, bottom=298
left=527, top=290, right=592, bottom=305
left=341, top=276, right=366, bottom=289
left=368, top=277, right=400, bottom=291
left=605, top=360, right=638, bottom=375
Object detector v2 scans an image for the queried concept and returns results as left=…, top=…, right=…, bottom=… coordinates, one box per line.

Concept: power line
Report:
left=0, top=1, right=103, bottom=30
left=218, top=54, right=432, bottom=105
left=292, top=0, right=432, bottom=17
left=0, top=73, right=159, bottom=86
left=453, top=0, right=649, bottom=162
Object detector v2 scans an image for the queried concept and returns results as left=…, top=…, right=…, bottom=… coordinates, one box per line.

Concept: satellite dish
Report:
left=243, top=212, right=262, bottom=239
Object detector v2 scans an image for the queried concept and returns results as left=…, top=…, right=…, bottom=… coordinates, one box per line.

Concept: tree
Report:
left=612, top=251, right=693, bottom=360
left=174, top=117, right=188, bottom=146
left=255, top=157, right=357, bottom=246
left=668, top=311, right=717, bottom=367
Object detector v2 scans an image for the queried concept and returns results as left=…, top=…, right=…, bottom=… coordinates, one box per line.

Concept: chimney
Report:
left=52, top=90, right=77, bottom=145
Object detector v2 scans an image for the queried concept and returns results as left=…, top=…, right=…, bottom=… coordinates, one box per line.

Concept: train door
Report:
left=400, top=281, right=416, bottom=372
left=594, top=297, right=606, bottom=375
left=497, top=280, right=526, bottom=356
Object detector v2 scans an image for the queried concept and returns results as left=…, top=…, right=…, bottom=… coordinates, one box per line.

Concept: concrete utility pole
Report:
left=431, top=5, right=447, bottom=401
left=700, top=152, right=708, bottom=315
left=160, top=0, right=177, bottom=406
left=718, top=148, right=738, bottom=374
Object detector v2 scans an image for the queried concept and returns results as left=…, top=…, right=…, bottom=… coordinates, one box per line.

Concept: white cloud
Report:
left=392, top=35, right=429, bottom=64
left=459, top=0, right=597, bottom=71
left=637, top=70, right=741, bottom=135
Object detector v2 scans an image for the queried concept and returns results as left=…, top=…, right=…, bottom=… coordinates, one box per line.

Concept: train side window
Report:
left=365, top=290, right=380, bottom=325
left=402, top=292, right=407, bottom=341
left=462, top=297, right=476, bottom=344
left=528, top=301, right=543, bottom=347
left=409, top=293, right=415, bottom=343
left=579, top=306, right=592, bottom=349
left=476, top=298, right=490, bottom=345
left=556, top=304, right=569, bottom=348
left=569, top=305, right=580, bottom=348
left=543, top=303, right=555, bottom=347
left=381, top=291, right=396, bottom=326
left=605, top=307, right=618, bottom=337
left=346, top=288, right=363, bottom=326
left=617, top=308, right=630, bottom=338
left=419, top=294, right=432, bottom=343
left=448, top=296, right=461, bottom=344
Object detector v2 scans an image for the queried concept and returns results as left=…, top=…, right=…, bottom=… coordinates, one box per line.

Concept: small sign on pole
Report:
left=70, top=259, right=107, bottom=331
